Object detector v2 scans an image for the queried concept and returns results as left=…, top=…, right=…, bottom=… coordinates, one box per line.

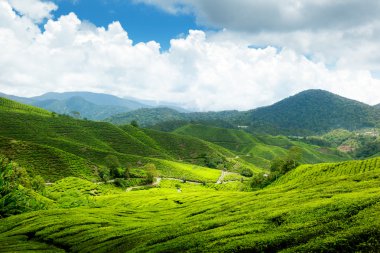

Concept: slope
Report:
left=1, top=157, right=379, bottom=252
left=0, top=98, right=257, bottom=181
left=247, top=89, right=380, bottom=135
left=173, top=124, right=350, bottom=168
left=106, top=89, right=380, bottom=135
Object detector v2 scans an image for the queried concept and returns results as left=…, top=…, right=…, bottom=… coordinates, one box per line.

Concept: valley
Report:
left=0, top=90, right=379, bottom=252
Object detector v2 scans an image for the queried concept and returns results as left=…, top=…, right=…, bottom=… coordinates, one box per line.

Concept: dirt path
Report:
left=216, top=171, right=240, bottom=184
left=216, top=171, right=227, bottom=184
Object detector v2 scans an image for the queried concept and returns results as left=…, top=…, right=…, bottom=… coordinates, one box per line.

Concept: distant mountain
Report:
left=0, top=91, right=191, bottom=120
left=247, top=89, right=380, bottom=135
left=107, top=89, right=380, bottom=135
left=375, top=103, right=380, bottom=109
left=106, top=107, right=240, bottom=129
left=32, top=96, right=132, bottom=120
left=32, top=91, right=149, bottom=110
left=0, top=92, right=35, bottom=104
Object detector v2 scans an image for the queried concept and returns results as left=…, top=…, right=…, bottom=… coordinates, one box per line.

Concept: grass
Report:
left=0, top=157, right=379, bottom=252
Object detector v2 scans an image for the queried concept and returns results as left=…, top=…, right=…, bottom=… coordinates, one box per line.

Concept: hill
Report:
left=173, top=124, right=350, bottom=168
left=375, top=103, right=380, bottom=109
left=0, top=97, right=257, bottom=181
left=1, top=156, right=379, bottom=252
left=107, top=89, right=380, bottom=135
left=246, top=89, right=380, bottom=135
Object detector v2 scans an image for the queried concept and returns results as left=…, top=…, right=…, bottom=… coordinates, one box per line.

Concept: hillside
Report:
left=173, top=124, right=350, bottom=168
left=1, top=157, right=379, bottom=252
left=107, top=89, right=380, bottom=135
left=0, top=98, right=257, bottom=181
left=247, top=89, right=380, bottom=135
left=375, top=103, right=380, bottom=109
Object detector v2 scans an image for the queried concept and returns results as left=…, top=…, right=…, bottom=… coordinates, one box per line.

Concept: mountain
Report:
left=375, top=103, right=380, bottom=109
left=32, top=96, right=133, bottom=120
left=32, top=91, right=149, bottom=110
left=107, top=89, right=380, bottom=135
left=0, top=92, right=35, bottom=104
left=247, top=89, right=380, bottom=135
left=0, top=91, right=192, bottom=120
left=106, top=107, right=241, bottom=128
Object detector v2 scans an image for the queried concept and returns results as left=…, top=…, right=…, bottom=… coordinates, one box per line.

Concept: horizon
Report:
left=0, top=0, right=380, bottom=111
left=2, top=88, right=379, bottom=113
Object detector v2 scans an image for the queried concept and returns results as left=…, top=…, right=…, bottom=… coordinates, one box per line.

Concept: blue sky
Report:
left=1, top=0, right=379, bottom=110
left=51, top=0, right=201, bottom=50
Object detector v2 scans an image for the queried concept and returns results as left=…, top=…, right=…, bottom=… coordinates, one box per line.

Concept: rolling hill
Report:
left=1, top=156, right=379, bottom=252
left=107, top=89, right=380, bottom=135
left=173, top=124, right=350, bottom=168
left=0, top=97, right=257, bottom=181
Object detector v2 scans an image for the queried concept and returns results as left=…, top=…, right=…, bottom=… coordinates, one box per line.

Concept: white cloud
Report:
left=134, top=0, right=380, bottom=72
left=0, top=0, right=379, bottom=111
left=8, top=0, right=57, bottom=23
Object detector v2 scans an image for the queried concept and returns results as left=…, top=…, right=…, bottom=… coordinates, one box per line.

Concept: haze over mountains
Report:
left=0, top=91, right=187, bottom=120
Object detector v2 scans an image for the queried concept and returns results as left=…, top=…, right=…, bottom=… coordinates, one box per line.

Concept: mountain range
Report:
left=107, top=89, right=380, bottom=135
left=0, top=91, right=187, bottom=120
left=1, top=89, right=380, bottom=135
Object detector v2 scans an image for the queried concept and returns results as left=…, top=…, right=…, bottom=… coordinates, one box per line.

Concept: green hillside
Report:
left=246, top=89, right=380, bottom=135
left=106, top=90, right=380, bottom=136
left=1, top=157, right=379, bottom=252
left=0, top=98, right=257, bottom=181
left=173, top=124, right=350, bottom=168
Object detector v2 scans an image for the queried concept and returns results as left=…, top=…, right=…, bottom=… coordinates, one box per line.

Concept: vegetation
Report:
left=106, top=90, right=380, bottom=136
left=173, top=123, right=350, bottom=168
left=0, top=157, right=379, bottom=252
left=0, top=98, right=255, bottom=183
left=1, top=95, right=380, bottom=252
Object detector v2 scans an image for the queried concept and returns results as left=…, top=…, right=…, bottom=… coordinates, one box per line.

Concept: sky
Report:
left=0, top=0, right=380, bottom=111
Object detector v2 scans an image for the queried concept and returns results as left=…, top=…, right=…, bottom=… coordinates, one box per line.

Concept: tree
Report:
left=270, top=146, right=303, bottom=174
left=105, top=155, right=122, bottom=179
left=131, top=120, right=139, bottom=128
left=70, top=111, right=81, bottom=119
left=144, top=163, right=157, bottom=184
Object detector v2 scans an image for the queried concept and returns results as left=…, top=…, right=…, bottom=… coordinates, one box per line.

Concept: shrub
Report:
left=240, top=168, right=253, bottom=177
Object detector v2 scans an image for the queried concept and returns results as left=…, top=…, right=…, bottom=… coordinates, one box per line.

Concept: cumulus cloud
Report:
left=0, top=0, right=379, bottom=111
left=8, top=0, right=57, bottom=23
left=134, top=0, right=380, bottom=72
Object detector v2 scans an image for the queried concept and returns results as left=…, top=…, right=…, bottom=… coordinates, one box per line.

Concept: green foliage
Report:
left=130, top=120, right=139, bottom=128
left=107, top=90, right=380, bottom=135
left=0, top=158, right=49, bottom=218
left=240, top=168, right=253, bottom=177
left=1, top=157, right=380, bottom=252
